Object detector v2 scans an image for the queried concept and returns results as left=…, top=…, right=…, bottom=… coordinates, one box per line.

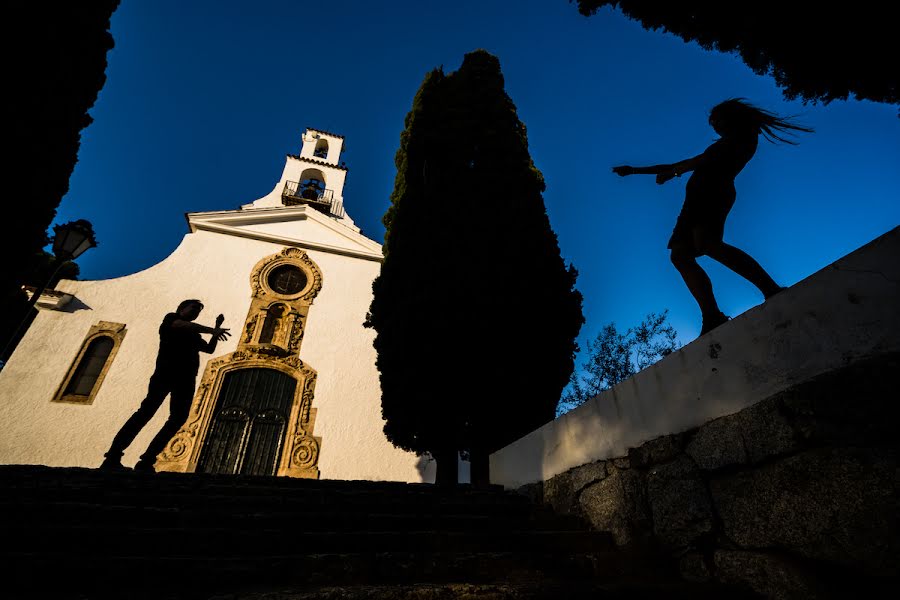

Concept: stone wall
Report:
left=519, top=352, right=899, bottom=599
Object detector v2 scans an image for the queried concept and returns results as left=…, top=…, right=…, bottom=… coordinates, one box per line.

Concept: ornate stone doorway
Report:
left=197, top=368, right=297, bottom=476
left=156, top=247, right=323, bottom=479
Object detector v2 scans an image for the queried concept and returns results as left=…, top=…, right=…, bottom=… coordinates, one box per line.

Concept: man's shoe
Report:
left=700, top=311, right=729, bottom=335
left=99, top=458, right=130, bottom=472
left=133, top=460, right=156, bottom=473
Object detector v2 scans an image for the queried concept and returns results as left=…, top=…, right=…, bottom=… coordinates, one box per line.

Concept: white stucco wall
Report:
left=299, top=130, right=344, bottom=165
left=241, top=219, right=361, bottom=250
left=490, top=226, right=900, bottom=489
left=0, top=213, right=436, bottom=483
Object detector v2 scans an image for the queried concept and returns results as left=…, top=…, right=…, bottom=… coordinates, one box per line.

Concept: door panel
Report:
left=198, top=368, right=297, bottom=476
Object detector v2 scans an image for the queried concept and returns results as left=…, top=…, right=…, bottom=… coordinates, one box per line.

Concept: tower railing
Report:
left=281, top=182, right=345, bottom=218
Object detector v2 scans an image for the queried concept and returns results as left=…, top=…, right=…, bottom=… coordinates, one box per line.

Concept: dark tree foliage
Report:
left=558, top=311, right=678, bottom=415
left=367, top=50, right=584, bottom=481
left=2, top=1, right=119, bottom=344
left=575, top=1, right=899, bottom=107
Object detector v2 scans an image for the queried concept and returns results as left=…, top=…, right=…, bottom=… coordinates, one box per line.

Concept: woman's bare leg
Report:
left=670, top=246, right=722, bottom=317
left=706, top=241, right=782, bottom=298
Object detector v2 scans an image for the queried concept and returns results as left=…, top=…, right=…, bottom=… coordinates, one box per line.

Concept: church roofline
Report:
left=306, top=127, right=344, bottom=139
left=183, top=205, right=383, bottom=262
left=286, top=154, right=349, bottom=171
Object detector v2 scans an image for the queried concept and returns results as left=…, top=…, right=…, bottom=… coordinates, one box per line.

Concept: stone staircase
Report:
left=1, top=466, right=756, bottom=599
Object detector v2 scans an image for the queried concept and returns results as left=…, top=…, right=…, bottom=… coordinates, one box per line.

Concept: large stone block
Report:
left=578, top=467, right=650, bottom=546
left=736, top=398, right=798, bottom=463
left=678, top=552, right=712, bottom=582
left=542, top=460, right=609, bottom=515
left=686, top=397, right=799, bottom=472
left=646, top=455, right=715, bottom=551
left=628, top=433, right=686, bottom=469
left=568, top=460, right=608, bottom=494
left=779, top=352, right=899, bottom=447
left=685, top=415, right=747, bottom=471
left=714, top=550, right=830, bottom=600
left=542, top=470, right=576, bottom=515
left=711, top=447, right=900, bottom=576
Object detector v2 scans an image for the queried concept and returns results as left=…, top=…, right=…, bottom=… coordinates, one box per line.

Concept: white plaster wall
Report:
left=0, top=224, right=433, bottom=483
left=240, top=219, right=363, bottom=250
left=0, top=231, right=254, bottom=468
left=323, top=138, right=344, bottom=164
left=490, top=226, right=900, bottom=489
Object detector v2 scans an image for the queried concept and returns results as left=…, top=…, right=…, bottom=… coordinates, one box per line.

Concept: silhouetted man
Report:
left=100, top=299, right=230, bottom=472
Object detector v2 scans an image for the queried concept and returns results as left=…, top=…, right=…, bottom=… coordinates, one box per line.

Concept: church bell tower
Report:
left=242, top=127, right=359, bottom=231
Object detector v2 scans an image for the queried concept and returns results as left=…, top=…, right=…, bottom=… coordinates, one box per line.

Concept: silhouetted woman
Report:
left=613, top=98, right=812, bottom=335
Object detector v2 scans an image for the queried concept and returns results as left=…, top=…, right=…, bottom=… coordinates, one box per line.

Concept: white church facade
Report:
left=0, top=129, right=438, bottom=483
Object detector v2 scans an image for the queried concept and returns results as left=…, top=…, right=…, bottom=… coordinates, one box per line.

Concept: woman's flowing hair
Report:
left=711, top=98, right=813, bottom=144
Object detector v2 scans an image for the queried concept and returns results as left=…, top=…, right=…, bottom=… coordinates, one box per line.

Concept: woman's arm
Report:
left=613, top=153, right=706, bottom=181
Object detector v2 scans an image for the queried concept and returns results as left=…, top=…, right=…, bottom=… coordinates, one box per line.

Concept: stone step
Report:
left=205, top=582, right=759, bottom=600
left=2, top=469, right=533, bottom=511
left=2, top=492, right=538, bottom=518
left=0, top=466, right=509, bottom=497
left=8, top=579, right=760, bottom=600
left=6, top=525, right=615, bottom=555
left=6, top=550, right=678, bottom=596
left=1, top=466, right=716, bottom=598
left=1, top=501, right=588, bottom=532
left=0, top=480, right=540, bottom=500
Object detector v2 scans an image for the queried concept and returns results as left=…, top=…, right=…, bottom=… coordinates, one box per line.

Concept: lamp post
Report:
left=1, top=220, right=97, bottom=364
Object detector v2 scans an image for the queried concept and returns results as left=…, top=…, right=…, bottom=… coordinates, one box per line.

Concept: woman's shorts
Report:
left=667, top=185, right=736, bottom=251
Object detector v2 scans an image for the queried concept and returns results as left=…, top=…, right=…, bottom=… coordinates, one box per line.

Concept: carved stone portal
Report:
left=156, top=247, right=324, bottom=478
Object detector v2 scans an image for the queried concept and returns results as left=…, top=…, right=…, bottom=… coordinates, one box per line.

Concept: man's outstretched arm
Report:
left=173, top=315, right=230, bottom=353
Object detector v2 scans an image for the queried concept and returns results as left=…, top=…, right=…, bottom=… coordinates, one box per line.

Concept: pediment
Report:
left=187, top=206, right=383, bottom=262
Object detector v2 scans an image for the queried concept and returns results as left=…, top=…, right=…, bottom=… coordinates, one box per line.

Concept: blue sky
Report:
left=56, top=0, right=899, bottom=371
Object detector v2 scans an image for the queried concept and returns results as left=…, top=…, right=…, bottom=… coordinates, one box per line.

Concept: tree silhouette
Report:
left=558, top=311, right=678, bottom=415
left=366, top=50, right=584, bottom=485
left=575, top=1, right=899, bottom=107
left=2, top=2, right=119, bottom=351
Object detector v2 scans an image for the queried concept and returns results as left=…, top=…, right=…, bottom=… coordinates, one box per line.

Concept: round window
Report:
left=267, top=264, right=307, bottom=295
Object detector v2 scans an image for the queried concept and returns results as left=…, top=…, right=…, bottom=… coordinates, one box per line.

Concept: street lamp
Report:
left=51, top=219, right=97, bottom=263
left=26, top=220, right=98, bottom=310
left=0, top=220, right=97, bottom=364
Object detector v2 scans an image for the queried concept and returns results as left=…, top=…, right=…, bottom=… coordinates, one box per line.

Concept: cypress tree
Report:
left=367, top=50, right=584, bottom=485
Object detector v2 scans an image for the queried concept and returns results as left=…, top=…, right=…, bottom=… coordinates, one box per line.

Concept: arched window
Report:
left=313, top=138, right=329, bottom=159
left=298, top=168, right=326, bottom=201
left=65, top=336, right=113, bottom=396
left=54, top=322, right=126, bottom=405
left=259, top=304, right=286, bottom=344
